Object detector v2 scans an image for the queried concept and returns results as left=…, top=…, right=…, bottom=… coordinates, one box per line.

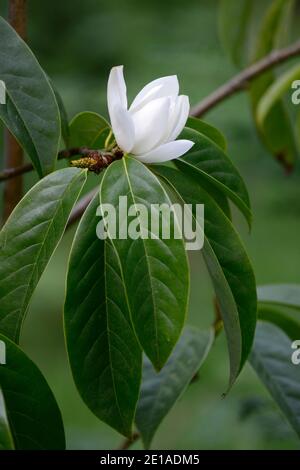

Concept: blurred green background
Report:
left=1, top=0, right=300, bottom=450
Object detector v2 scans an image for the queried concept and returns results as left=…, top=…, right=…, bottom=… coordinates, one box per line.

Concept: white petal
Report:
left=135, top=139, right=194, bottom=164
left=107, top=65, right=128, bottom=120
left=129, top=75, right=179, bottom=113
left=110, top=104, right=135, bottom=153
left=130, top=97, right=171, bottom=155
left=167, top=95, right=190, bottom=142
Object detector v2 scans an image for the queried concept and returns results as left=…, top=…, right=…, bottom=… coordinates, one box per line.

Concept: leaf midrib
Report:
left=104, top=240, right=128, bottom=435
left=122, top=158, right=160, bottom=366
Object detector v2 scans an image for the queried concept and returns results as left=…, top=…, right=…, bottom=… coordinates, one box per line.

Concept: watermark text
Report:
left=291, top=340, right=300, bottom=365
left=291, top=80, right=300, bottom=105
left=96, top=197, right=204, bottom=251
left=0, top=340, right=6, bottom=365
left=0, top=80, right=6, bottom=104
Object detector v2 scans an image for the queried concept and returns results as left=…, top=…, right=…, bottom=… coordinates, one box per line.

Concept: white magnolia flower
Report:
left=107, top=66, right=194, bottom=163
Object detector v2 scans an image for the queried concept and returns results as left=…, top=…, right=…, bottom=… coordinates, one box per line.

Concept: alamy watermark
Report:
left=291, top=80, right=300, bottom=105
left=0, top=340, right=6, bottom=365
left=96, top=196, right=204, bottom=251
left=0, top=80, right=6, bottom=105
left=291, top=340, right=300, bottom=365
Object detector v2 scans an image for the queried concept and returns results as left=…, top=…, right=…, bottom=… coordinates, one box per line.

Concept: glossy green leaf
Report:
left=175, top=127, right=251, bottom=228
left=250, top=321, right=300, bottom=439
left=64, top=193, right=142, bottom=437
left=154, top=166, right=257, bottom=385
left=0, top=334, right=65, bottom=449
left=69, top=111, right=110, bottom=148
left=0, top=17, right=60, bottom=176
left=258, top=284, right=300, bottom=311
left=182, top=120, right=231, bottom=219
left=219, top=0, right=253, bottom=67
left=186, top=117, right=227, bottom=151
left=0, top=94, right=38, bottom=166
left=51, top=82, right=70, bottom=146
left=136, top=326, right=214, bottom=448
left=0, top=388, right=14, bottom=450
left=0, top=167, right=87, bottom=342
left=257, top=64, right=300, bottom=126
left=99, top=156, right=189, bottom=370
left=250, top=0, right=297, bottom=170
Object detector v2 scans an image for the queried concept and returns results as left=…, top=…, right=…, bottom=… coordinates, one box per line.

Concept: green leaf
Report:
left=64, top=193, right=142, bottom=437
left=219, top=0, right=253, bottom=67
left=257, top=63, right=300, bottom=126
left=154, top=166, right=257, bottom=385
left=136, top=326, right=213, bottom=448
left=184, top=120, right=231, bottom=220
left=69, top=111, right=110, bottom=148
left=257, top=284, right=300, bottom=340
left=99, top=156, right=189, bottom=370
left=254, top=97, right=297, bottom=171
left=258, top=305, right=300, bottom=341
left=186, top=117, right=227, bottom=151
left=220, top=0, right=297, bottom=170
left=0, top=17, right=60, bottom=176
left=0, top=167, right=87, bottom=342
left=252, top=0, right=292, bottom=60
left=0, top=94, right=38, bottom=165
left=0, top=334, right=65, bottom=449
left=250, top=0, right=297, bottom=170
left=250, top=321, right=300, bottom=439
left=175, top=127, right=252, bottom=228
left=258, top=284, right=300, bottom=311
left=51, top=82, right=70, bottom=147
left=0, top=388, right=14, bottom=450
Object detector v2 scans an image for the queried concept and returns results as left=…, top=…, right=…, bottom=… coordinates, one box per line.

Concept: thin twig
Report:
left=191, top=40, right=300, bottom=117
left=3, top=0, right=27, bottom=221
left=0, top=162, right=33, bottom=181
left=0, top=147, right=93, bottom=183
left=66, top=188, right=98, bottom=229
left=117, top=432, right=140, bottom=450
